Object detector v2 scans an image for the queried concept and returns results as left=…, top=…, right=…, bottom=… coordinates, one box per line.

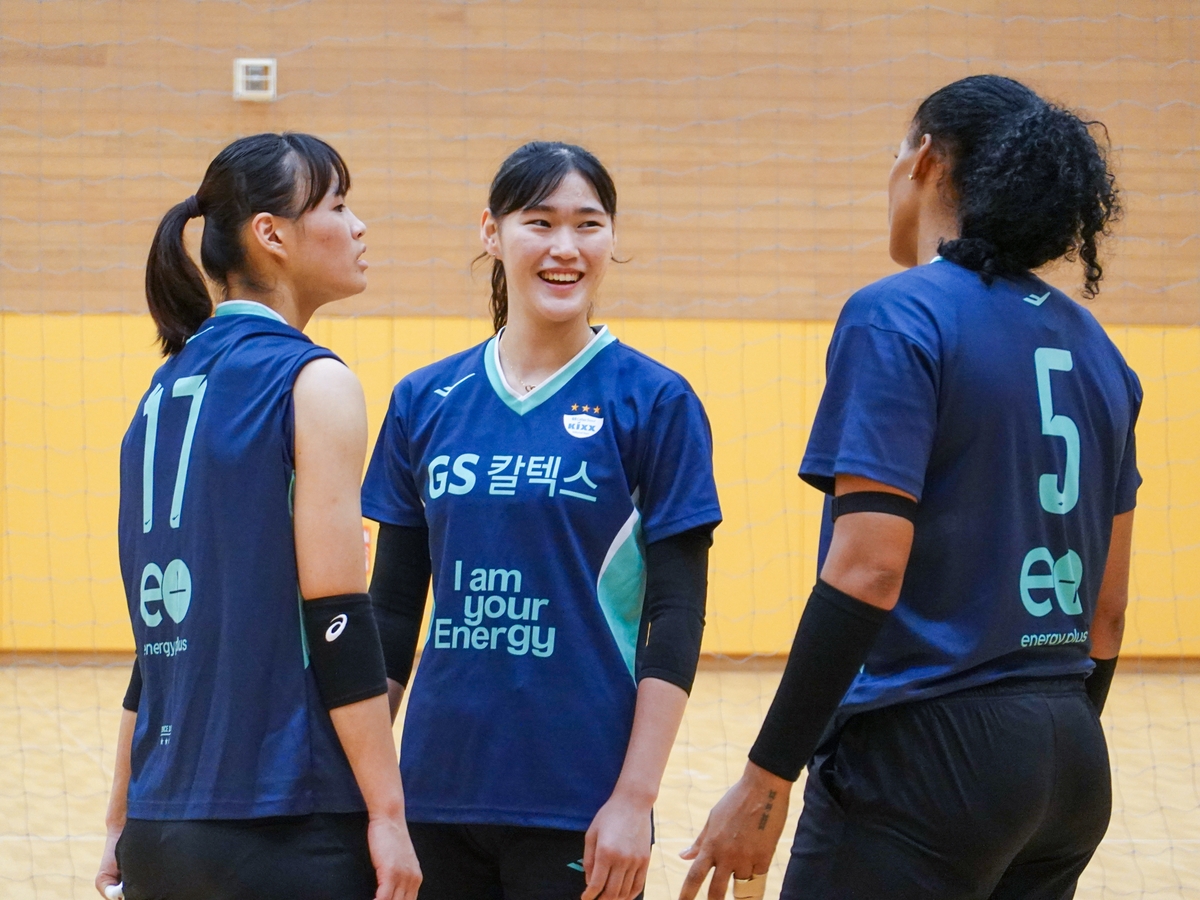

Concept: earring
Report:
left=908, top=173, right=915, bottom=180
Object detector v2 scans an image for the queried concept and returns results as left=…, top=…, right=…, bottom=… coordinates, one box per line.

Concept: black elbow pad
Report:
left=302, top=593, right=388, bottom=709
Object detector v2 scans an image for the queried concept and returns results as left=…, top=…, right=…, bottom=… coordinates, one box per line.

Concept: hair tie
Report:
left=182, top=195, right=202, bottom=219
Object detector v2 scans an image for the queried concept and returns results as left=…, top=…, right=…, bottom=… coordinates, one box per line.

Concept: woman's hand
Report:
left=96, top=708, right=135, bottom=898
left=678, top=761, right=790, bottom=900
left=367, top=813, right=422, bottom=900
left=582, top=788, right=653, bottom=900
left=94, top=825, right=122, bottom=898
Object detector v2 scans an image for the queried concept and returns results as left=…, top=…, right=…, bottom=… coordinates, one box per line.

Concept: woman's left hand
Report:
left=582, top=790, right=652, bottom=900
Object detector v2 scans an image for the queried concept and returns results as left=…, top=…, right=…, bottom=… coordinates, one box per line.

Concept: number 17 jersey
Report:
left=117, top=303, right=363, bottom=819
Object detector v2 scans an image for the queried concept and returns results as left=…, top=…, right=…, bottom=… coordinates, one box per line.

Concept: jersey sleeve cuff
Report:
left=640, top=507, right=722, bottom=546
left=799, top=456, right=925, bottom=500
left=361, top=501, right=428, bottom=528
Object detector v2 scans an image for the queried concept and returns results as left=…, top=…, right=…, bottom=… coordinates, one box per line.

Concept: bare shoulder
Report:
left=294, top=357, right=366, bottom=440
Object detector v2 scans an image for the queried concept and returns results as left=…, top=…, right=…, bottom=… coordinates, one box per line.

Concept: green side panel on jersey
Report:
left=299, top=589, right=311, bottom=669
left=595, top=508, right=646, bottom=680
left=483, top=327, right=617, bottom=416
left=290, top=471, right=311, bottom=669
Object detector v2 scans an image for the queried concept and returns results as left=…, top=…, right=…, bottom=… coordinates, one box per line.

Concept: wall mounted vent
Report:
left=233, top=58, right=276, bottom=102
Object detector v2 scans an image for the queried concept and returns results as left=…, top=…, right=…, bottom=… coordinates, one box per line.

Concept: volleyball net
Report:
left=1, top=1, right=1197, bottom=897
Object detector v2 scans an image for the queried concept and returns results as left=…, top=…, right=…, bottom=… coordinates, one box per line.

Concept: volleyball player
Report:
left=361, top=141, right=722, bottom=900
left=680, top=75, right=1138, bottom=900
left=94, top=133, right=421, bottom=900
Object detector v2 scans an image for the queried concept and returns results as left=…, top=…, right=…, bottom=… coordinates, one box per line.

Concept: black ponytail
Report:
left=144, top=132, right=351, bottom=355
left=478, top=141, right=618, bottom=332
left=912, top=75, right=1120, bottom=298
left=145, top=199, right=211, bottom=356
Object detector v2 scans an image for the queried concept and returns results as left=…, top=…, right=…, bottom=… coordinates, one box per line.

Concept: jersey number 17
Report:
left=137, top=374, right=207, bottom=629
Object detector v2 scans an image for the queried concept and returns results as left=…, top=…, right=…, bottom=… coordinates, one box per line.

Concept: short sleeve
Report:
left=361, top=382, right=427, bottom=527
left=636, top=391, right=722, bottom=545
left=1114, top=368, right=1143, bottom=515
left=800, top=323, right=939, bottom=499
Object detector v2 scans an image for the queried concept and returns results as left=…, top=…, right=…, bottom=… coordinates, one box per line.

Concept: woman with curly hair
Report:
left=681, top=75, right=1139, bottom=900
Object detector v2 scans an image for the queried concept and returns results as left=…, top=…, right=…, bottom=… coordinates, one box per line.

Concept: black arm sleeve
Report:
left=634, top=525, right=713, bottom=695
left=748, top=579, right=889, bottom=781
left=368, top=522, right=433, bottom=687
left=1086, top=656, right=1118, bottom=715
left=122, top=659, right=142, bottom=712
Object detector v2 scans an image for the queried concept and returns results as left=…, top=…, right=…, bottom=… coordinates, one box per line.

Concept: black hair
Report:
left=480, top=141, right=618, bottom=332
left=912, top=74, right=1120, bottom=298
left=144, top=132, right=351, bottom=355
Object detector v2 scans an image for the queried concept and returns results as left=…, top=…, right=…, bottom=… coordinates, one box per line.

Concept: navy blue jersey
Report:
left=118, top=301, right=364, bottom=819
left=801, top=260, right=1142, bottom=713
left=362, top=326, right=721, bottom=830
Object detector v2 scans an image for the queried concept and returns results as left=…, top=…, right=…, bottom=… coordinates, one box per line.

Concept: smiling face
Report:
left=282, top=180, right=368, bottom=307
left=481, top=170, right=614, bottom=328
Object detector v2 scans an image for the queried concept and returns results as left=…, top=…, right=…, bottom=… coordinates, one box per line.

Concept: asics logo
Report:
left=325, top=614, right=348, bottom=642
left=1023, top=292, right=1051, bottom=307
left=434, top=373, right=476, bottom=397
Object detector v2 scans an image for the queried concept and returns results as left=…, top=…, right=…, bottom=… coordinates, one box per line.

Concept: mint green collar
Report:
left=484, top=326, right=617, bottom=415
left=214, top=300, right=288, bottom=324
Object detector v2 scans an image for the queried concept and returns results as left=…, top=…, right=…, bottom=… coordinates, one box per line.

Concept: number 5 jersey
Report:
left=801, top=258, right=1143, bottom=717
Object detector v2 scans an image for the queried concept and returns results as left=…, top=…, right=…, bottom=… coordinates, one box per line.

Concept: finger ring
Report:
left=733, top=872, right=767, bottom=900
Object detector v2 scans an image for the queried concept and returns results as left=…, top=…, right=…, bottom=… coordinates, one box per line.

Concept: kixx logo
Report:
left=564, top=402, right=603, bottom=439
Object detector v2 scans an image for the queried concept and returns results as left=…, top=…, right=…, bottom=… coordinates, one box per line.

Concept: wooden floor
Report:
left=2, top=663, right=1197, bottom=899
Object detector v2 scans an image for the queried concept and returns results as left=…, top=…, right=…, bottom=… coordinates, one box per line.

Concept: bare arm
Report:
left=584, top=677, right=689, bottom=900
left=680, top=474, right=913, bottom=900
left=95, top=708, right=135, bottom=898
left=387, top=679, right=405, bottom=723
left=293, top=357, right=420, bottom=900
left=1091, top=510, right=1134, bottom=660
left=815, top=474, right=915, bottom=609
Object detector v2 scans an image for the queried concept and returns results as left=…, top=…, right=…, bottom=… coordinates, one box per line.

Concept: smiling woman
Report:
left=361, top=142, right=723, bottom=900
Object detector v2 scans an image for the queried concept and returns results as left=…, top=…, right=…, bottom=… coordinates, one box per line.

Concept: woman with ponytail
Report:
left=96, top=133, right=421, bottom=900
left=361, top=142, right=721, bottom=900
left=682, top=75, right=1139, bottom=900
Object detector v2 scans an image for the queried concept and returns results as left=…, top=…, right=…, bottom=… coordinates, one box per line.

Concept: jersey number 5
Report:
left=1034, top=348, right=1079, bottom=515
left=142, top=374, right=208, bottom=533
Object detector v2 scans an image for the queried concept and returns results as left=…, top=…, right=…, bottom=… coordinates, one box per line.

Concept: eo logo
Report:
left=325, top=614, right=348, bottom=642
left=1020, top=548, right=1083, bottom=617
left=563, top=413, right=603, bottom=439
left=140, top=559, right=192, bottom=626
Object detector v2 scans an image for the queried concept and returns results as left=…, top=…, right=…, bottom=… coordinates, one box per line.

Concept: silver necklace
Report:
left=499, top=340, right=538, bottom=393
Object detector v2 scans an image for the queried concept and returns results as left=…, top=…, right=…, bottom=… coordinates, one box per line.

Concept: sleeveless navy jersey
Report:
left=118, top=302, right=364, bottom=819
left=801, top=259, right=1142, bottom=715
left=361, top=326, right=722, bottom=830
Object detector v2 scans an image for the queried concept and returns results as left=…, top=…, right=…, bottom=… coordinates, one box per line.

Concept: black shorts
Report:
left=408, top=821, right=645, bottom=900
left=117, top=812, right=376, bottom=900
left=780, top=677, right=1110, bottom=900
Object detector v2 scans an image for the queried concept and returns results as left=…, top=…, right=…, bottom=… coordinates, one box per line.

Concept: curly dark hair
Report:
left=912, top=75, right=1121, bottom=298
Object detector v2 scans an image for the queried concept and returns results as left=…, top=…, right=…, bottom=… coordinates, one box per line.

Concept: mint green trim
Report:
left=595, top=508, right=646, bottom=680
left=215, top=300, right=288, bottom=323
left=298, top=589, right=311, bottom=669
left=483, top=327, right=617, bottom=416
left=291, top=472, right=310, bottom=669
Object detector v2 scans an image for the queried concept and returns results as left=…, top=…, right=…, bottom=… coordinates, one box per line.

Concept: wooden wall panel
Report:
left=1, top=0, right=1197, bottom=323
